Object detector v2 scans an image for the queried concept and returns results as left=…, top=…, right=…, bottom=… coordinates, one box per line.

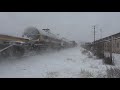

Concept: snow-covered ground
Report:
left=112, top=53, right=120, bottom=66
left=0, top=46, right=108, bottom=78
left=104, top=52, right=120, bottom=67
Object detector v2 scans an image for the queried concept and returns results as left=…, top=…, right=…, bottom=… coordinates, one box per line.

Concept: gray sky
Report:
left=0, top=12, right=120, bottom=42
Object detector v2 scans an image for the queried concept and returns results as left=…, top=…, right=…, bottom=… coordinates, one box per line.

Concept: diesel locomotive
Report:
left=0, top=26, right=77, bottom=58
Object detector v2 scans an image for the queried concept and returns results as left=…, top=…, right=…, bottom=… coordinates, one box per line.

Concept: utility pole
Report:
left=110, top=36, right=113, bottom=64
left=94, top=26, right=95, bottom=43
left=93, top=25, right=96, bottom=51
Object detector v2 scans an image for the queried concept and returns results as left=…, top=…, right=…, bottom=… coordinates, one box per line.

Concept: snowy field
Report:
left=0, top=46, right=108, bottom=78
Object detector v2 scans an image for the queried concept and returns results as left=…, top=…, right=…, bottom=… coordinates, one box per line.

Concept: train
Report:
left=0, top=26, right=77, bottom=58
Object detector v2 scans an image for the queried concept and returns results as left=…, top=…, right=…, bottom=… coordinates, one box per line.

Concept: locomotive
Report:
left=0, top=26, right=77, bottom=58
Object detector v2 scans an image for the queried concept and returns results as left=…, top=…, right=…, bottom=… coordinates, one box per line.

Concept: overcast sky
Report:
left=0, top=12, right=120, bottom=42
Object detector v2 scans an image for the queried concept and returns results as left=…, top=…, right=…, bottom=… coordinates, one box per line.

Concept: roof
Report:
left=0, top=34, right=29, bottom=42
left=94, top=32, right=120, bottom=43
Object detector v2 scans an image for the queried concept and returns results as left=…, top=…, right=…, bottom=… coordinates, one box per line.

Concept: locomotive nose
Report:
left=23, top=26, right=41, bottom=40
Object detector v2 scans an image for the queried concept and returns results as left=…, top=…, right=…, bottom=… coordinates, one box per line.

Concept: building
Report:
left=93, top=32, right=120, bottom=54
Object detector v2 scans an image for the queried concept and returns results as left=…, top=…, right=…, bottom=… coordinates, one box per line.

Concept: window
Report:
left=117, top=42, right=119, bottom=48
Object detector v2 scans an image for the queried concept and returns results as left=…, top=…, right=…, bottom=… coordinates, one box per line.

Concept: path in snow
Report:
left=0, top=47, right=107, bottom=78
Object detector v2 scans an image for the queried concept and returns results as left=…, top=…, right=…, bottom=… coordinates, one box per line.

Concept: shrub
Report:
left=87, top=52, right=93, bottom=58
left=103, top=57, right=114, bottom=65
left=80, top=69, right=94, bottom=78
left=81, top=49, right=88, bottom=55
left=106, top=67, right=120, bottom=78
left=94, top=50, right=104, bottom=59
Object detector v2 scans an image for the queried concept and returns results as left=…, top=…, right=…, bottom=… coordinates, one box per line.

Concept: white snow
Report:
left=0, top=46, right=107, bottom=78
left=112, top=53, right=120, bottom=66
left=104, top=52, right=120, bottom=67
left=104, top=52, right=111, bottom=57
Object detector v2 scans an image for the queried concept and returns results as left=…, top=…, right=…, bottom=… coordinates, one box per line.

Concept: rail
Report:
left=0, top=44, right=14, bottom=53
